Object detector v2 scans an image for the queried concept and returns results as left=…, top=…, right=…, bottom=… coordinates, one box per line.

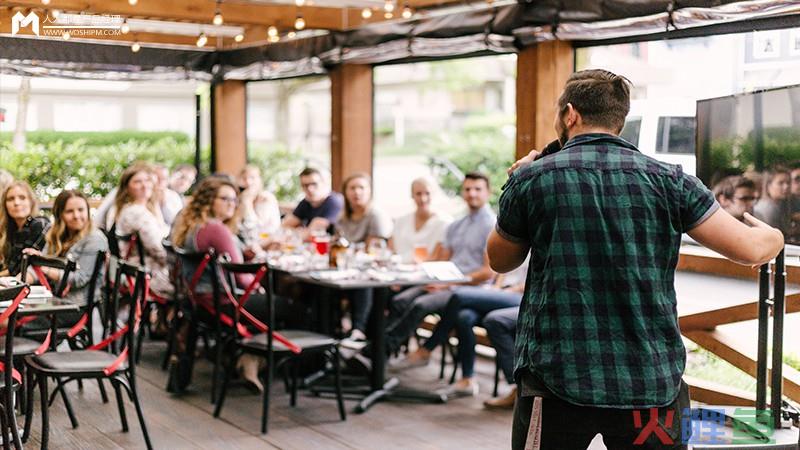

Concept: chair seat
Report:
left=241, top=329, right=336, bottom=353
left=0, top=336, right=43, bottom=357
left=28, top=350, right=127, bottom=374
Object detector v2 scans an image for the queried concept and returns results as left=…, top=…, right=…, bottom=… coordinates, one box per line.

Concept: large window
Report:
left=372, top=54, right=517, bottom=217
left=246, top=77, right=330, bottom=203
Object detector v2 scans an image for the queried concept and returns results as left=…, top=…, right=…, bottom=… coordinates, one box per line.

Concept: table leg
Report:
left=49, top=314, right=58, bottom=351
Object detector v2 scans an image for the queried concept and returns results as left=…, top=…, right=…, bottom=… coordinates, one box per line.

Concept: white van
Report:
left=620, top=99, right=697, bottom=175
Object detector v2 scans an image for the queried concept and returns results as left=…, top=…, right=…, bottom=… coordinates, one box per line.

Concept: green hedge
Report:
left=0, top=138, right=200, bottom=199
left=0, top=130, right=190, bottom=147
left=247, top=145, right=311, bottom=202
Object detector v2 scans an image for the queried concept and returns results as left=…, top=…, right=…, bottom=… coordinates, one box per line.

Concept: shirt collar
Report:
left=561, top=133, right=640, bottom=153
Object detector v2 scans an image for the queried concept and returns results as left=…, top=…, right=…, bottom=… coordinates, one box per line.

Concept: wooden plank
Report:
left=684, top=375, right=756, bottom=407
left=213, top=80, right=248, bottom=176
left=678, top=246, right=800, bottom=281
left=683, top=329, right=800, bottom=403
left=680, top=292, right=800, bottom=331
left=330, top=64, right=373, bottom=191
left=515, top=40, right=574, bottom=160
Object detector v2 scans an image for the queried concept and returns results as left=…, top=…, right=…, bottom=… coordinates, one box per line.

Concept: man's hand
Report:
left=507, top=148, right=541, bottom=175
left=22, top=248, right=41, bottom=257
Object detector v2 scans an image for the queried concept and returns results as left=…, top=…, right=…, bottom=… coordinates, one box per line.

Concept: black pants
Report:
left=511, top=382, right=690, bottom=450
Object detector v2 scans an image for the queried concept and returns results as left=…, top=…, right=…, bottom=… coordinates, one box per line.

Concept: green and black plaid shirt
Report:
left=497, top=133, right=718, bottom=408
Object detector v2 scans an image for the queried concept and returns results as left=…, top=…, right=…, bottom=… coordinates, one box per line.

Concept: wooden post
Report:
left=212, top=80, right=247, bottom=176
left=330, top=64, right=373, bottom=192
left=516, top=41, right=574, bottom=160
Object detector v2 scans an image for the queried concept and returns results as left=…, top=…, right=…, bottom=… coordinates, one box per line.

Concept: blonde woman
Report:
left=23, top=190, right=108, bottom=326
left=237, top=165, right=281, bottom=245
left=0, top=181, right=49, bottom=276
left=109, top=163, right=172, bottom=297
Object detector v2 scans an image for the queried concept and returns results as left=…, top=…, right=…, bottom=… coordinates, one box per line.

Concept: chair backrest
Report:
left=81, top=250, right=108, bottom=344
left=20, top=253, right=77, bottom=297
left=173, top=247, right=222, bottom=330
left=106, top=260, right=148, bottom=372
left=115, top=231, right=146, bottom=266
left=0, top=284, right=31, bottom=388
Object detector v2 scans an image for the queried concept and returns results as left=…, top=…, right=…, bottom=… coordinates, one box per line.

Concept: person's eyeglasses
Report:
left=216, top=196, right=238, bottom=205
left=301, top=182, right=318, bottom=189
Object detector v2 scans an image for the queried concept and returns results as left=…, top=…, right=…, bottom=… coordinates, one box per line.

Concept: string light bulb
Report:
left=269, top=35, right=280, bottom=43
left=287, top=31, right=296, bottom=39
left=361, top=8, right=372, bottom=19
left=131, top=41, right=141, bottom=52
left=295, top=0, right=305, bottom=6
left=267, top=25, right=278, bottom=37
left=121, top=19, right=130, bottom=34
left=294, top=15, right=305, bottom=30
left=234, top=33, right=244, bottom=42
left=41, top=0, right=51, bottom=5
left=384, top=0, right=394, bottom=12
left=384, top=11, right=393, bottom=19
left=128, top=0, right=137, bottom=5
left=401, top=4, right=412, bottom=18
left=51, top=9, right=61, bottom=19
left=196, top=32, right=208, bottom=47
left=213, top=2, right=223, bottom=26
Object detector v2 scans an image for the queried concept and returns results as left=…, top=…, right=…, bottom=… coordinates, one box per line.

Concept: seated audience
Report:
left=282, top=167, right=344, bottom=231
left=713, top=175, right=757, bottom=222
left=23, top=190, right=108, bottom=327
left=238, top=165, right=281, bottom=244
left=168, top=164, right=198, bottom=195
left=754, top=167, right=791, bottom=235
left=172, top=176, right=270, bottom=392
left=0, top=181, right=50, bottom=276
left=109, top=163, right=173, bottom=297
left=96, top=162, right=178, bottom=231
left=385, top=172, right=496, bottom=354
left=397, top=258, right=528, bottom=398
left=336, top=173, right=392, bottom=343
left=389, top=177, right=451, bottom=263
left=152, top=164, right=185, bottom=226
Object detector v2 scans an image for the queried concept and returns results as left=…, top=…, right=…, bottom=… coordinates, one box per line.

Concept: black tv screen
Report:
left=696, top=84, right=800, bottom=244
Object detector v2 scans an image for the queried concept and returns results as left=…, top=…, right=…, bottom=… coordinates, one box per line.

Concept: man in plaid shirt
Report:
left=488, top=69, right=784, bottom=449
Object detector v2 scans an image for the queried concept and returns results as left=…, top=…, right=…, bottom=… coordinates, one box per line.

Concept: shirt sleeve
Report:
left=291, top=200, right=310, bottom=223
left=196, top=221, right=254, bottom=287
left=68, top=232, right=109, bottom=289
left=679, top=172, right=719, bottom=232
left=322, top=194, right=345, bottom=224
left=496, top=175, right=530, bottom=243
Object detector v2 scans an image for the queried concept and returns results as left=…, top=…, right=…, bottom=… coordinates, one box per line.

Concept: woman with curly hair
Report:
left=108, top=162, right=172, bottom=297
left=172, top=176, right=268, bottom=392
left=0, top=181, right=50, bottom=276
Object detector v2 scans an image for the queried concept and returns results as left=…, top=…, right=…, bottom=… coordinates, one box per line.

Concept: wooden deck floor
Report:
left=21, top=341, right=514, bottom=449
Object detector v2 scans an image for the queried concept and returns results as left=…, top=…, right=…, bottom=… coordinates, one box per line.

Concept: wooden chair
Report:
left=0, top=284, right=31, bottom=450
left=24, top=261, right=153, bottom=450
left=212, top=261, right=346, bottom=434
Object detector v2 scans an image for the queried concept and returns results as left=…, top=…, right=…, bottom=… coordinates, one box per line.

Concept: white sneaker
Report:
left=441, top=381, right=479, bottom=398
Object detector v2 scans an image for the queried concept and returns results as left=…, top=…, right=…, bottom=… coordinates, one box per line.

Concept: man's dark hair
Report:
left=713, top=175, right=756, bottom=200
left=299, top=167, right=321, bottom=178
left=463, top=171, right=490, bottom=189
left=557, top=69, right=632, bottom=133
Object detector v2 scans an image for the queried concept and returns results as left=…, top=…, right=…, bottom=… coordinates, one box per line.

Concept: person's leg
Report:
left=483, top=307, right=518, bottom=384
left=388, top=286, right=426, bottom=319
left=421, top=294, right=461, bottom=352
left=455, top=308, right=480, bottom=381
left=347, top=288, right=373, bottom=334
left=385, top=290, right=452, bottom=353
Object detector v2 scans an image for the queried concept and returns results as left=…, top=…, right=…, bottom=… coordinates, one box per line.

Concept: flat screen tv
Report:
left=696, top=84, right=800, bottom=245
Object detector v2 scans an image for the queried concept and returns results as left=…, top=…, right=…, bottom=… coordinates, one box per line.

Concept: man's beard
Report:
left=557, top=116, right=569, bottom=146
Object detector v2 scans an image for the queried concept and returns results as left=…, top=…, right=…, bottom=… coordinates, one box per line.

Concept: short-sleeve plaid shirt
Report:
left=497, top=133, right=718, bottom=408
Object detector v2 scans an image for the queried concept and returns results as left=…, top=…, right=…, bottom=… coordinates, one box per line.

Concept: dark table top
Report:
left=6, top=297, right=80, bottom=316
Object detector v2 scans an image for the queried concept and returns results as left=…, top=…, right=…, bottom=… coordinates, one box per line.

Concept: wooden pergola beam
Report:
left=212, top=80, right=248, bottom=177
left=516, top=40, right=573, bottom=159
left=2, top=0, right=374, bottom=31
left=330, top=64, right=374, bottom=191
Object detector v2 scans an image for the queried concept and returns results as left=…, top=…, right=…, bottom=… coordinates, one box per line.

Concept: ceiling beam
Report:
left=0, top=0, right=374, bottom=31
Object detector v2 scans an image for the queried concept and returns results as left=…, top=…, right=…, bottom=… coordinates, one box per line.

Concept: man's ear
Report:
left=564, top=103, right=579, bottom=128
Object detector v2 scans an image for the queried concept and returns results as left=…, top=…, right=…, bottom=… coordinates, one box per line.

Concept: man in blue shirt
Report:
left=282, top=167, right=344, bottom=231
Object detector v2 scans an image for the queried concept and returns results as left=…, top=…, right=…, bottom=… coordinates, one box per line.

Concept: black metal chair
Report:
left=212, top=261, right=346, bottom=434
left=24, top=261, right=153, bottom=450
left=0, top=284, right=31, bottom=450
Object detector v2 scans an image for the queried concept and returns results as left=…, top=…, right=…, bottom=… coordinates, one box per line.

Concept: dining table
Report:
left=268, top=254, right=469, bottom=413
